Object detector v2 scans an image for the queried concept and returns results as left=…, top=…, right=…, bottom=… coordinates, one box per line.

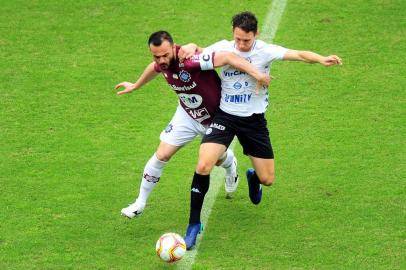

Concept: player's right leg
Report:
left=121, top=142, right=180, bottom=219
left=121, top=106, right=200, bottom=219
left=185, top=142, right=226, bottom=249
left=185, top=110, right=235, bottom=249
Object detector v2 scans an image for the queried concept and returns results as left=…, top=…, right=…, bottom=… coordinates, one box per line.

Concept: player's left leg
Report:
left=236, top=113, right=274, bottom=204
left=249, top=156, right=275, bottom=186
left=245, top=157, right=274, bottom=204
left=216, top=149, right=239, bottom=197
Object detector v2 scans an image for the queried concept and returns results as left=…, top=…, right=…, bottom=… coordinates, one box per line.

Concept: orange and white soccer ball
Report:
left=155, top=232, right=186, bottom=262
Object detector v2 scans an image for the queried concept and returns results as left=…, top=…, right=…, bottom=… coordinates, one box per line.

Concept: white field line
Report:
left=176, top=1, right=287, bottom=268
left=262, top=0, right=288, bottom=43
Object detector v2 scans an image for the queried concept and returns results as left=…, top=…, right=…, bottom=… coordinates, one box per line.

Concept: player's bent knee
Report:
left=155, top=151, right=173, bottom=162
left=196, top=160, right=215, bottom=175
left=259, top=173, right=275, bottom=186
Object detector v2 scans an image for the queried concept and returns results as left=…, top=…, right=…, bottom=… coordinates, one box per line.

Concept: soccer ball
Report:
left=155, top=232, right=186, bottom=263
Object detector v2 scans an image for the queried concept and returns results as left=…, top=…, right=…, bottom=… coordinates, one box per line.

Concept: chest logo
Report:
left=179, top=70, right=191, bottom=82
left=233, top=82, right=242, bottom=90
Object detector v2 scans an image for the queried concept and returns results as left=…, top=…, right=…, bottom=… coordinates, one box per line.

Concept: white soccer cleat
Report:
left=121, top=199, right=146, bottom=219
left=225, top=157, right=239, bottom=197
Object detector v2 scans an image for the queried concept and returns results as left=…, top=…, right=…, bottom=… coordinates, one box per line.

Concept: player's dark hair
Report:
left=148, top=31, right=174, bottom=46
left=232, top=11, right=258, bottom=33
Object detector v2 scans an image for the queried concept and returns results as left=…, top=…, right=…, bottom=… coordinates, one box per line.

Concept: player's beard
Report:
left=159, top=57, right=175, bottom=70
left=159, top=63, right=169, bottom=70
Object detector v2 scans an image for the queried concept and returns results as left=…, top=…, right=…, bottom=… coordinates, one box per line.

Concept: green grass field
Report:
left=1, top=0, right=405, bottom=269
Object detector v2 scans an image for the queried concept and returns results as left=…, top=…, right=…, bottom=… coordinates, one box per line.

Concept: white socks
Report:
left=218, top=148, right=235, bottom=175
left=136, top=149, right=235, bottom=205
left=137, top=154, right=167, bottom=205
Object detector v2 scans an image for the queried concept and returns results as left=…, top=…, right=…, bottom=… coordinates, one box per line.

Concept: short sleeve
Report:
left=265, top=44, right=288, bottom=62
left=204, top=40, right=230, bottom=53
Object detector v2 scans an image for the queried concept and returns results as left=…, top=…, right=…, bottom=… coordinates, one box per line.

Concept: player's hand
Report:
left=320, top=55, right=342, bottom=66
left=254, top=74, right=272, bottom=95
left=115, top=82, right=136, bottom=95
left=178, top=44, right=197, bottom=62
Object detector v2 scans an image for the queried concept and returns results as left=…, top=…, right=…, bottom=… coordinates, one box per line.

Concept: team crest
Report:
left=233, top=82, right=242, bottom=90
left=179, top=70, right=191, bottom=82
left=164, top=124, right=173, bottom=133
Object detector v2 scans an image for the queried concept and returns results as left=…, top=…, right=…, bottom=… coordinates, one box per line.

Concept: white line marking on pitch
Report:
left=177, top=1, right=287, bottom=268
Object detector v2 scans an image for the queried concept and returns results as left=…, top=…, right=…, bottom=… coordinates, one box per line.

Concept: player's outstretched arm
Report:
left=283, top=50, right=342, bottom=66
left=178, top=43, right=203, bottom=61
left=115, top=62, right=159, bottom=95
left=213, top=51, right=271, bottom=89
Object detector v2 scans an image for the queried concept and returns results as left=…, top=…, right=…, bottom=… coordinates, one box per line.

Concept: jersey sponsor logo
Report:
left=223, top=70, right=246, bottom=77
left=178, top=93, right=203, bottom=109
left=169, top=81, right=197, bottom=91
left=209, top=123, right=225, bottom=130
left=144, top=173, right=160, bottom=183
left=185, top=107, right=210, bottom=122
left=233, top=82, right=242, bottom=89
left=224, top=93, right=252, bottom=103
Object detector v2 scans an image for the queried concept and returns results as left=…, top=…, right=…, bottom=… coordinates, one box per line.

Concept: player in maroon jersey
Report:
left=116, top=31, right=269, bottom=219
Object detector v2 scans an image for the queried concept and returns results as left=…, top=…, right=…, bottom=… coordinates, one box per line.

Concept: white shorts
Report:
left=160, top=105, right=207, bottom=147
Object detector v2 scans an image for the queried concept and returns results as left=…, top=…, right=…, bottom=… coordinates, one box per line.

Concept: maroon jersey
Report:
left=154, top=46, right=221, bottom=125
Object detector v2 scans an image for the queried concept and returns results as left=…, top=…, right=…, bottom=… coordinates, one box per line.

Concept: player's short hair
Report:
left=232, top=11, right=258, bottom=33
left=148, top=31, right=174, bottom=46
